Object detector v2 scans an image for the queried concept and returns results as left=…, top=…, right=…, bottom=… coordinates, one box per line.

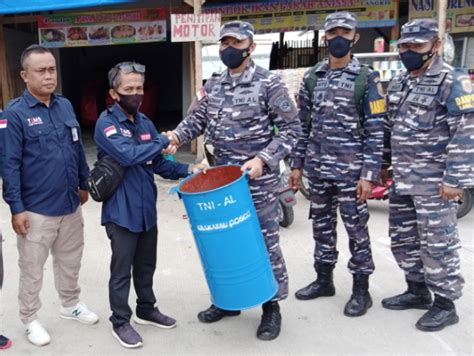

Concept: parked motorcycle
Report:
left=278, top=160, right=296, bottom=228
left=297, top=169, right=472, bottom=219
left=457, top=188, right=473, bottom=219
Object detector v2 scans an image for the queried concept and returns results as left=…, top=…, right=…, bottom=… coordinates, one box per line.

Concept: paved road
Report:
left=0, top=149, right=472, bottom=355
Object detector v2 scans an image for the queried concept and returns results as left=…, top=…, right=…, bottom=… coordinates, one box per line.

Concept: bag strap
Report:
left=303, top=63, right=322, bottom=129
left=354, top=64, right=369, bottom=121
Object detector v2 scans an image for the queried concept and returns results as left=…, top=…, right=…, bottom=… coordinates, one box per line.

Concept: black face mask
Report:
left=116, top=93, right=143, bottom=115
left=327, top=36, right=354, bottom=58
left=219, top=45, right=251, bottom=69
left=399, top=48, right=434, bottom=72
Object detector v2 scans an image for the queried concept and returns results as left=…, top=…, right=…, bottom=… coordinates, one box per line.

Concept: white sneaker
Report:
left=60, top=302, right=99, bottom=325
left=25, top=320, right=51, bottom=346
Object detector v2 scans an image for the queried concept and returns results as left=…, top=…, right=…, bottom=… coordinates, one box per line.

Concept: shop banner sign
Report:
left=203, top=0, right=398, bottom=34
left=409, top=0, right=474, bottom=34
left=171, top=13, right=221, bottom=42
left=38, top=8, right=167, bottom=48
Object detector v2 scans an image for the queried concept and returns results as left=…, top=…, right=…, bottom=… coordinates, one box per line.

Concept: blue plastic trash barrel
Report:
left=175, top=165, right=277, bottom=310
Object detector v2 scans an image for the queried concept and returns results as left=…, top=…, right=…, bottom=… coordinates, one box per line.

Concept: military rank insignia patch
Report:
left=460, top=76, right=472, bottom=93
left=454, top=94, right=474, bottom=110
left=274, top=94, right=292, bottom=113
left=369, top=98, right=386, bottom=115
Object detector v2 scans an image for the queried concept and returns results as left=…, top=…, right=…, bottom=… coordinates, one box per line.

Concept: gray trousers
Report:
left=389, top=192, right=464, bottom=300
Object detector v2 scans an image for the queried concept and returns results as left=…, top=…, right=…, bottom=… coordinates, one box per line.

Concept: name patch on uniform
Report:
left=369, top=99, right=386, bottom=115
left=27, top=117, right=43, bottom=126
left=315, top=79, right=329, bottom=90
left=387, top=82, right=404, bottom=92
left=420, top=73, right=446, bottom=86
left=337, top=78, right=355, bottom=91
left=233, top=94, right=258, bottom=106
left=208, top=95, right=224, bottom=106
left=140, top=133, right=151, bottom=141
left=412, top=85, right=439, bottom=95
left=454, top=94, right=474, bottom=110
left=0, top=119, right=7, bottom=129
left=104, top=125, right=117, bottom=137
left=406, top=93, right=436, bottom=107
left=120, top=128, right=132, bottom=137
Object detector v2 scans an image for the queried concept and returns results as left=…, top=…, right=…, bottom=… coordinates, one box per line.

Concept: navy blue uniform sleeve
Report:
left=290, top=70, right=313, bottom=169
left=153, top=155, right=189, bottom=179
left=442, top=69, right=474, bottom=188
left=361, top=70, right=385, bottom=183
left=2, top=110, right=26, bottom=214
left=94, top=116, right=170, bottom=167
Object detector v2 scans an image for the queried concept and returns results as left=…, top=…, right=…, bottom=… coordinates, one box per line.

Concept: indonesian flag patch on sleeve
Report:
left=104, top=125, right=117, bottom=137
left=140, top=133, right=151, bottom=141
left=0, top=119, right=7, bottom=129
left=196, top=87, right=206, bottom=101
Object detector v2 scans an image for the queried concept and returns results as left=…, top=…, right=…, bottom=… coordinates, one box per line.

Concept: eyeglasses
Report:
left=116, top=62, right=145, bottom=74
left=108, top=62, right=145, bottom=87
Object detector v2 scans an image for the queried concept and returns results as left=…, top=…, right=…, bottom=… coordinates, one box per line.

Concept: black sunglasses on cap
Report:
left=108, top=62, right=146, bottom=87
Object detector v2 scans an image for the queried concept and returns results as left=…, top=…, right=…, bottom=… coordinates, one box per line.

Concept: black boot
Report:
left=295, top=264, right=336, bottom=300
left=197, top=304, right=240, bottom=323
left=416, top=294, right=459, bottom=332
left=256, top=301, right=281, bottom=341
left=344, top=274, right=372, bottom=317
left=382, top=279, right=432, bottom=310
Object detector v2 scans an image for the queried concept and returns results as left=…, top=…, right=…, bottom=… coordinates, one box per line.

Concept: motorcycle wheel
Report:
left=457, top=189, right=472, bottom=219
left=278, top=201, right=294, bottom=228
left=299, top=175, right=310, bottom=200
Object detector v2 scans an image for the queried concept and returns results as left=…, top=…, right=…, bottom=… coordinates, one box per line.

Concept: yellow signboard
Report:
left=409, top=0, right=473, bottom=33
left=203, top=0, right=398, bottom=34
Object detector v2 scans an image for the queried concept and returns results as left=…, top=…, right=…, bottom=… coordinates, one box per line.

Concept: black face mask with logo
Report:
left=399, top=47, right=434, bottom=72
left=219, top=45, right=251, bottom=69
left=116, top=93, right=144, bottom=115
left=327, top=36, right=355, bottom=58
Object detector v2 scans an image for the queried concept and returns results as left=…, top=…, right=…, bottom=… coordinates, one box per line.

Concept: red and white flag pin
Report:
left=104, top=125, right=117, bottom=137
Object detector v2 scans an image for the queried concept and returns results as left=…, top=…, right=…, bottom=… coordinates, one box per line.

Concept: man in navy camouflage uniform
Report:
left=166, top=21, right=301, bottom=340
left=382, top=19, right=473, bottom=332
left=289, top=12, right=385, bottom=317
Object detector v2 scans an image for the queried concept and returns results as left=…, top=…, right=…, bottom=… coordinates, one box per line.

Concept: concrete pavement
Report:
left=0, top=150, right=473, bottom=355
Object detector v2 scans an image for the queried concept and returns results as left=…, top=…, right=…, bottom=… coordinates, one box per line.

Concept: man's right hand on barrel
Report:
left=241, top=157, right=264, bottom=179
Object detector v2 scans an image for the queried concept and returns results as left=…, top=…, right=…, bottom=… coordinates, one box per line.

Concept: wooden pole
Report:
left=189, top=0, right=205, bottom=158
left=390, top=0, right=400, bottom=52
left=437, top=0, right=447, bottom=53
left=0, top=16, right=12, bottom=108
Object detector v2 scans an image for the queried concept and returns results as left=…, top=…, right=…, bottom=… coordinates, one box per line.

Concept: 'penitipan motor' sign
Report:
left=409, top=0, right=473, bottom=33
left=202, top=0, right=398, bottom=34
left=38, top=8, right=167, bottom=48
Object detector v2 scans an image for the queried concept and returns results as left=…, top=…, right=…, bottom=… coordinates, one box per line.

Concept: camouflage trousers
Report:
left=249, top=173, right=288, bottom=301
left=389, top=191, right=464, bottom=300
left=308, top=178, right=375, bottom=275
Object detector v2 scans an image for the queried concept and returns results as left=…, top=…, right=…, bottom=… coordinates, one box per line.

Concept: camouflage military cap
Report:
left=397, top=19, right=439, bottom=45
left=219, top=21, right=254, bottom=41
left=324, top=11, right=357, bottom=31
